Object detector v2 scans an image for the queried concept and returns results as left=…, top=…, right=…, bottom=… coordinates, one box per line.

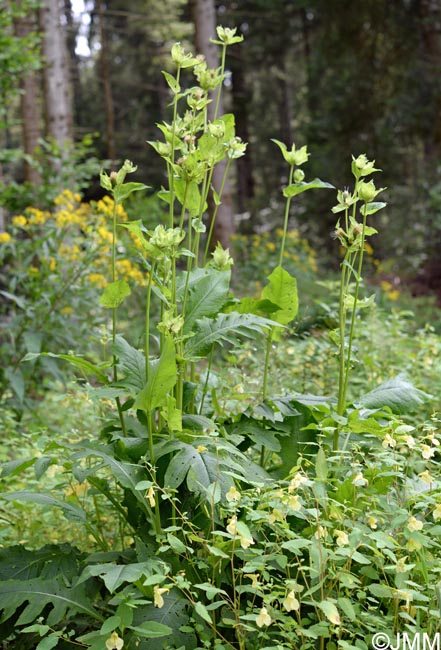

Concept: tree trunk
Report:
left=39, top=0, right=73, bottom=153
left=191, top=0, right=234, bottom=249
left=14, top=6, right=42, bottom=184
left=231, top=45, right=255, bottom=220
left=96, top=0, right=116, bottom=163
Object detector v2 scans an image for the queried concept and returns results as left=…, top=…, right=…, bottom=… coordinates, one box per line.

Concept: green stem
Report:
left=145, top=263, right=155, bottom=382
left=111, top=197, right=127, bottom=436
left=341, top=204, right=368, bottom=406
left=203, top=157, right=232, bottom=263
left=168, top=66, right=181, bottom=228
left=262, top=329, right=272, bottom=402
left=213, top=44, right=227, bottom=121
left=278, top=165, right=295, bottom=266
left=199, top=345, right=214, bottom=414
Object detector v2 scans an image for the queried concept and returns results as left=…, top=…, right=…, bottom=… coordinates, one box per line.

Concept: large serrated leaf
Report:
left=133, top=334, right=176, bottom=413
left=0, top=492, right=86, bottom=522
left=0, top=577, right=102, bottom=626
left=114, top=335, right=146, bottom=394
left=183, top=268, right=230, bottom=333
left=261, top=265, right=298, bottom=326
left=184, top=312, right=274, bottom=359
left=358, top=374, right=430, bottom=414
left=21, top=352, right=108, bottom=383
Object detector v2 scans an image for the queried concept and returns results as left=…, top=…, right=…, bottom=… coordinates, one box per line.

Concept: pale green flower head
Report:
left=272, top=139, right=310, bottom=167
left=214, top=26, right=244, bottom=46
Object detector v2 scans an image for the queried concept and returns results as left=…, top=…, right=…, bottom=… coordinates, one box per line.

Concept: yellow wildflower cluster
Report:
left=6, top=190, right=148, bottom=291
left=380, top=279, right=400, bottom=301
left=231, top=228, right=317, bottom=277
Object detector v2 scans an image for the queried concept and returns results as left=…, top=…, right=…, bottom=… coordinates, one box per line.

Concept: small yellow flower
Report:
left=226, top=486, right=241, bottom=503
left=0, top=232, right=12, bottom=243
left=288, top=472, right=309, bottom=491
left=60, top=306, right=74, bottom=315
left=403, top=435, right=416, bottom=449
left=286, top=494, right=302, bottom=511
left=255, top=606, right=271, bottom=628
left=283, top=590, right=300, bottom=612
left=105, top=631, right=124, bottom=650
left=12, top=215, right=27, bottom=228
left=153, top=585, right=169, bottom=608
left=147, top=486, right=155, bottom=508
left=407, top=516, right=423, bottom=532
left=382, top=433, right=396, bottom=449
left=268, top=508, right=284, bottom=524
left=335, top=530, right=349, bottom=547
left=226, top=515, right=237, bottom=536
left=433, top=504, right=441, bottom=521
left=396, top=556, right=409, bottom=573
left=314, top=525, right=327, bottom=540
left=421, top=444, right=435, bottom=460
left=352, top=472, right=368, bottom=486
left=239, top=533, right=254, bottom=550
left=367, top=515, right=378, bottom=530
left=419, top=470, right=433, bottom=484
left=245, top=573, right=260, bottom=588
left=196, top=445, right=207, bottom=453
left=406, top=537, right=422, bottom=552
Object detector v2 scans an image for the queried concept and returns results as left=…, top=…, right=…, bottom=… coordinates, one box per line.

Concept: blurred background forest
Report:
left=2, top=0, right=441, bottom=300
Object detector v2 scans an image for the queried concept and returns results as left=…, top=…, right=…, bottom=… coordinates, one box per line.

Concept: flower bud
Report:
left=110, top=171, right=118, bottom=186
left=294, top=169, right=305, bottom=183
left=358, top=180, right=377, bottom=203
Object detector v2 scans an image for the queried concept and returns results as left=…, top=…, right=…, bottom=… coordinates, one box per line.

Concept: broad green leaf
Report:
left=195, top=601, right=212, bottom=624
left=0, top=577, right=102, bottom=626
left=99, top=280, right=131, bottom=308
left=162, top=70, right=180, bottom=93
left=0, top=289, right=26, bottom=309
left=337, top=597, right=357, bottom=622
left=114, top=335, right=146, bottom=394
left=183, top=268, right=231, bottom=333
left=113, top=182, right=149, bottom=204
left=81, top=562, right=153, bottom=593
left=317, top=600, right=340, bottom=625
left=358, top=374, right=430, bottom=414
left=134, top=335, right=176, bottom=413
left=261, top=265, right=298, bottom=326
left=315, top=447, right=328, bottom=481
left=21, top=352, right=108, bottom=382
left=129, top=621, right=173, bottom=638
left=360, top=201, right=387, bottom=216
left=174, top=179, right=204, bottom=216
left=0, top=492, right=86, bottom=522
left=283, top=178, right=334, bottom=198
left=36, top=632, right=61, bottom=650
left=184, top=312, right=275, bottom=359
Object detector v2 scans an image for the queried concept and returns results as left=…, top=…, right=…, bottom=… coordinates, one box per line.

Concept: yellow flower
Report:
left=419, top=470, right=433, bottom=484
left=268, top=508, right=284, bottom=524
left=147, top=486, right=156, bottom=508
left=105, top=631, right=124, bottom=650
left=0, top=232, right=12, bottom=243
left=335, top=530, right=349, bottom=547
left=12, top=215, right=27, bottom=228
left=314, top=525, right=327, bottom=540
left=406, top=537, right=422, bottom=552
left=286, top=494, right=302, bottom=511
left=226, top=486, right=241, bottom=503
left=288, top=472, right=309, bottom=491
left=387, top=289, right=400, bottom=301
left=65, top=481, right=89, bottom=497
left=153, top=585, right=169, bottom=608
left=60, top=306, right=73, bottom=315
left=239, top=533, right=254, bottom=550
left=367, top=515, right=378, bottom=530
left=255, top=606, right=271, bottom=628
left=407, top=516, right=423, bottom=532
left=433, top=504, right=441, bottom=521
left=196, top=445, right=207, bottom=453
left=382, top=433, right=396, bottom=449
left=245, top=573, right=260, bottom=588
left=88, top=273, right=108, bottom=288
left=396, top=557, right=409, bottom=573
left=352, top=472, right=368, bottom=486
left=283, top=590, right=300, bottom=612
left=421, top=444, right=435, bottom=460
left=226, top=515, right=237, bottom=536
left=403, top=435, right=416, bottom=449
